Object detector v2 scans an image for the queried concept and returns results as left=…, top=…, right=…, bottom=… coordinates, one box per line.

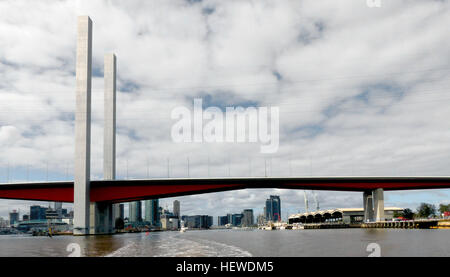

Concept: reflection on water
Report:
left=0, top=229, right=449, bottom=257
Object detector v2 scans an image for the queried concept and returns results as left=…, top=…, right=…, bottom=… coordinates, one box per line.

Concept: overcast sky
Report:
left=0, top=0, right=449, bottom=222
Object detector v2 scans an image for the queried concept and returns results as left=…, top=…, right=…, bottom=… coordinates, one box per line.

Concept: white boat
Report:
left=180, top=227, right=188, bottom=233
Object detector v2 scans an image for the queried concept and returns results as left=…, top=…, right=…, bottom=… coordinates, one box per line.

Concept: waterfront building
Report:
left=144, top=200, right=151, bottom=221
left=144, top=199, right=159, bottom=227
left=207, top=216, right=213, bottom=228
left=169, top=217, right=179, bottom=229
left=0, top=217, right=8, bottom=228
left=242, top=209, right=254, bottom=227
left=184, top=215, right=213, bottom=229
left=288, top=207, right=404, bottom=224
left=227, top=213, right=232, bottom=224
left=129, top=201, right=142, bottom=223
left=61, top=208, right=68, bottom=217
left=231, top=213, right=243, bottom=226
left=265, top=195, right=281, bottom=222
left=218, top=216, right=228, bottom=226
left=9, top=210, right=19, bottom=226
left=45, top=208, right=58, bottom=219
left=54, top=202, right=63, bottom=218
left=30, top=205, right=47, bottom=220
left=256, top=214, right=265, bottom=225
left=118, top=204, right=124, bottom=219
left=22, top=214, right=29, bottom=221
left=16, top=220, right=68, bottom=232
left=160, top=215, right=170, bottom=230
left=173, top=200, right=180, bottom=218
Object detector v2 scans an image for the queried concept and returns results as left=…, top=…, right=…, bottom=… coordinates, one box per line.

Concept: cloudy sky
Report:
left=0, top=0, right=450, bottom=222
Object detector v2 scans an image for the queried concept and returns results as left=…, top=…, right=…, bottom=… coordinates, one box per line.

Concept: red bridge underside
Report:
left=1, top=177, right=450, bottom=203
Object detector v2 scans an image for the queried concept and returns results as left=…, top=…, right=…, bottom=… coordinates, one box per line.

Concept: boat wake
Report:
left=105, top=233, right=252, bottom=257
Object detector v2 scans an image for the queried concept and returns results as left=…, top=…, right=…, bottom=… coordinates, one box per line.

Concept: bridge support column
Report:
left=373, top=188, right=385, bottom=222
left=88, top=53, right=117, bottom=235
left=90, top=202, right=114, bottom=234
left=74, top=16, right=92, bottom=235
left=113, top=204, right=122, bottom=229
left=363, top=190, right=374, bottom=222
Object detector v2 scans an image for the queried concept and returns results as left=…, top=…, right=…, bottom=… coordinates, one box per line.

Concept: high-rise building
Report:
left=144, top=200, right=151, bottom=222
left=30, top=205, right=47, bottom=220
left=173, top=200, right=180, bottom=218
left=9, top=210, right=19, bottom=226
left=184, top=215, right=213, bottom=229
left=54, top=202, right=63, bottom=218
left=129, top=201, right=142, bottom=223
left=118, top=204, right=124, bottom=219
left=144, top=199, right=160, bottom=227
left=265, top=195, right=281, bottom=222
left=231, top=213, right=243, bottom=226
left=218, top=216, right=228, bottom=226
left=256, top=214, right=265, bottom=225
left=242, top=209, right=254, bottom=227
left=227, top=213, right=233, bottom=224
left=61, top=209, right=68, bottom=217
left=0, top=217, right=8, bottom=228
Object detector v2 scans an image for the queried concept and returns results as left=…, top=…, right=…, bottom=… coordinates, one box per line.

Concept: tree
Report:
left=439, top=204, right=449, bottom=214
left=402, top=208, right=414, bottom=220
left=115, top=218, right=124, bottom=230
left=417, top=203, right=436, bottom=218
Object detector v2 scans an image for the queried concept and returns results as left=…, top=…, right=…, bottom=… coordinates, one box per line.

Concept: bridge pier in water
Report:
left=363, top=188, right=385, bottom=222
left=90, top=202, right=114, bottom=234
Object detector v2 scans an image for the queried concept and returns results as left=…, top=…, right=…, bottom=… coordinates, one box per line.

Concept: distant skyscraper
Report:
left=242, top=209, right=254, bottom=227
left=184, top=215, right=213, bottom=229
left=118, top=203, right=124, bottom=219
left=227, top=213, right=232, bottom=224
left=145, top=199, right=160, bottom=226
left=30, top=205, right=47, bottom=220
left=173, top=200, right=180, bottom=218
left=144, top=200, right=151, bottom=222
left=265, top=195, right=281, bottom=222
left=129, top=201, right=142, bottom=223
left=257, top=214, right=265, bottom=225
left=54, top=202, right=63, bottom=218
left=231, top=213, right=243, bottom=226
left=9, top=210, right=19, bottom=226
left=218, top=216, right=228, bottom=226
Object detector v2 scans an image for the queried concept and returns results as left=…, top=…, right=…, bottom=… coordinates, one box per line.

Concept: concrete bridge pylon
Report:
left=363, top=188, right=385, bottom=222
left=73, top=16, right=117, bottom=235
left=73, top=16, right=92, bottom=235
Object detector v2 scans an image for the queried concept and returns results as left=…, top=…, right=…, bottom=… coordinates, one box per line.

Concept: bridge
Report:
left=2, top=176, right=450, bottom=203
left=1, top=16, right=450, bottom=235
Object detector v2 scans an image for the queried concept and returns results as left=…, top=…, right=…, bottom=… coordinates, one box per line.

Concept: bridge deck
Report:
left=1, top=176, right=450, bottom=203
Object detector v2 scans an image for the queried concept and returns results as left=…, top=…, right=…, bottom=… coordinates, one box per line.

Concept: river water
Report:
left=0, top=229, right=449, bottom=257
